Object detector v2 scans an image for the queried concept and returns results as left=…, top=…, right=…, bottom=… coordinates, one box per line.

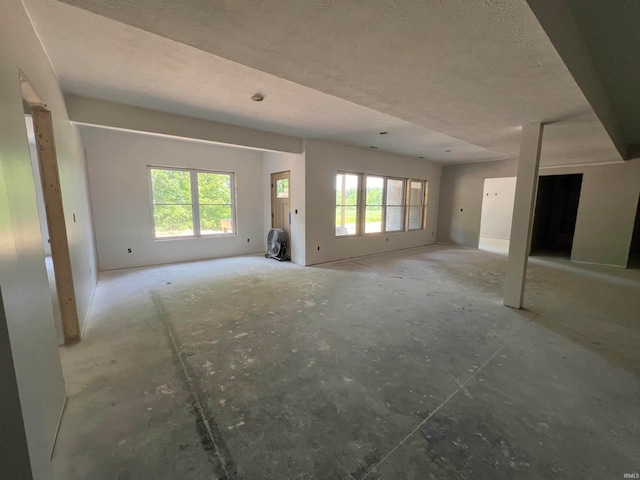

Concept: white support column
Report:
left=504, top=123, right=544, bottom=309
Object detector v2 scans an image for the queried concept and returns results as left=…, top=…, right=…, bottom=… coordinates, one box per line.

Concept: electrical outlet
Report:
left=127, top=248, right=132, bottom=253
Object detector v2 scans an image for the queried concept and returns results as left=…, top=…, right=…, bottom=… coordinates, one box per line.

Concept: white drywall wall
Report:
left=0, top=0, right=98, bottom=477
left=303, top=140, right=441, bottom=265
left=262, top=151, right=306, bottom=265
left=438, top=157, right=640, bottom=267
left=83, top=127, right=265, bottom=270
left=437, top=159, right=517, bottom=248
left=479, top=177, right=517, bottom=255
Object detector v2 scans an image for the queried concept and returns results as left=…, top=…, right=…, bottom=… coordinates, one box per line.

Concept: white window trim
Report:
left=335, top=171, right=362, bottom=237
left=148, top=166, right=237, bottom=240
left=407, top=179, right=428, bottom=231
left=336, top=172, right=429, bottom=237
left=383, top=177, right=406, bottom=233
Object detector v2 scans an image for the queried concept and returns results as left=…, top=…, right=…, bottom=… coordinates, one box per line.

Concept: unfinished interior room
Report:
left=1, top=1, right=639, bottom=479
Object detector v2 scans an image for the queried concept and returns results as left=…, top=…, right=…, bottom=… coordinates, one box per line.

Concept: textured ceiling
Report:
left=26, top=0, right=624, bottom=166
left=22, top=0, right=503, bottom=164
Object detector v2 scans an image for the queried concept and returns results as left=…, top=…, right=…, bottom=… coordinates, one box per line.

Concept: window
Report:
left=150, top=167, right=235, bottom=238
left=276, top=178, right=289, bottom=198
left=365, top=176, right=405, bottom=233
left=335, top=172, right=428, bottom=236
left=336, top=173, right=360, bottom=236
left=408, top=180, right=427, bottom=230
left=385, top=178, right=405, bottom=232
left=365, top=176, right=384, bottom=233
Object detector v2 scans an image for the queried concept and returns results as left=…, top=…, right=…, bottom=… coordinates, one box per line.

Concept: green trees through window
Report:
left=365, top=176, right=385, bottom=233
left=336, top=173, right=359, bottom=236
left=150, top=167, right=235, bottom=238
left=335, top=172, right=427, bottom=236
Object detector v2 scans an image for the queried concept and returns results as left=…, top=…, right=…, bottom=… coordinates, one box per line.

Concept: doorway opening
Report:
left=21, top=72, right=80, bottom=344
left=271, top=171, right=291, bottom=260
left=478, top=177, right=517, bottom=255
left=530, top=173, right=583, bottom=258
left=627, top=194, right=640, bottom=269
left=25, top=115, right=63, bottom=344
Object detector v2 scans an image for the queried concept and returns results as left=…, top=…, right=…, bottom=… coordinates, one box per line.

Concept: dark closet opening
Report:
left=530, top=174, right=583, bottom=257
left=628, top=194, right=640, bottom=269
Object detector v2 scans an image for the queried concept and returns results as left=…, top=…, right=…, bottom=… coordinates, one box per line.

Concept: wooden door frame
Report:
left=270, top=170, right=291, bottom=228
left=21, top=72, right=80, bottom=344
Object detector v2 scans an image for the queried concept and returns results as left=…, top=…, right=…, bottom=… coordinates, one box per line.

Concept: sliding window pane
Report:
left=408, top=206, right=423, bottom=230
left=150, top=169, right=192, bottom=204
left=153, top=205, right=194, bottom=237
left=385, top=206, right=403, bottom=232
left=366, top=176, right=384, bottom=205
left=365, top=206, right=383, bottom=233
left=365, top=176, right=383, bottom=233
left=408, top=180, right=424, bottom=230
left=385, top=178, right=404, bottom=232
left=198, top=172, right=231, bottom=204
left=335, top=206, right=358, bottom=236
left=410, top=181, right=423, bottom=205
left=336, top=173, right=360, bottom=236
left=200, top=205, right=233, bottom=235
left=386, top=179, right=404, bottom=205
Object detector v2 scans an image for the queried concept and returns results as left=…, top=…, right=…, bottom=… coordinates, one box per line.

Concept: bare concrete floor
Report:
left=53, top=245, right=640, bottom=479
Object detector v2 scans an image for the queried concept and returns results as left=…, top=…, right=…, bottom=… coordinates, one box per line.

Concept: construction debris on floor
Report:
left=53, top=245, right=640, bottom=479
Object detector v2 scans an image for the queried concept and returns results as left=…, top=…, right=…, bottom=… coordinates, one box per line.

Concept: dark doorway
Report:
left=530, top=174, right=583, bottom=257
left=628, top=194, right=640, bottom=269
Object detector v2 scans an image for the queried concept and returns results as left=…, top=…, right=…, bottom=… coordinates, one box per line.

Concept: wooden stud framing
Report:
left=31, top=107, right=80, bottom=344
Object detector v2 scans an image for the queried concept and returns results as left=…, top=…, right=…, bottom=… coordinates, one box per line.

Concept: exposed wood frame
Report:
left=21, top=72, right=80, bottom=344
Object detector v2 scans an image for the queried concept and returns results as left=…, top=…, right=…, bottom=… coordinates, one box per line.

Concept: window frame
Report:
left=407, top=179, right=428, bottom=231
left=148, top=166, right=237, bottom=240
left=335, top=171, right=362, bottom=237
left=364, top=174, right=385, bottom=234
left=364, top=174, right=409, bottom=235
left=383, top=177, right=406, bottom=233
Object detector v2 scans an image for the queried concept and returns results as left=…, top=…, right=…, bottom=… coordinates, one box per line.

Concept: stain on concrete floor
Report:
left=53, top=245, right=640, bottom=479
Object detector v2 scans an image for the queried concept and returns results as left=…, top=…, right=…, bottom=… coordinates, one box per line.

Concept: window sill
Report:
left=153, top=233, right=237, bottom=241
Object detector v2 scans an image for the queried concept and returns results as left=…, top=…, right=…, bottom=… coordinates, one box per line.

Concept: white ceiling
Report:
left=24, top=0, right=623, bottom=167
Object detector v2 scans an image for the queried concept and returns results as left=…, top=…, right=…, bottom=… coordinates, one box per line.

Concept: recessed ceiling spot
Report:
left=250, top=93, right=264, bottom=102
left=379, top=131, right=388, bottom=135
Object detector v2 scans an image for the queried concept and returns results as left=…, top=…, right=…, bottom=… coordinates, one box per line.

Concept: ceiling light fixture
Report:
left=370, top=146, right=378, bottom=149
left=445, top=149, right=452, bottom=153
left=419, top=156, right=425, bottom=159
left=251, top=93, right=264, bottom=102
left=379, top=131, right=388, bottom=135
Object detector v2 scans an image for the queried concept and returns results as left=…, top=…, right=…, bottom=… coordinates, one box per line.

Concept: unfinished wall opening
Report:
left=478, top=177, right=516, bottom=255
left=628, top=194, right=640, bottom=269
left=530, top=174, right=583, bottom=258
left=25, top=115, right=62, bottom=344
left=21, top=71, right=80, bottom=344
left=271, top=171, right=291, bottom=259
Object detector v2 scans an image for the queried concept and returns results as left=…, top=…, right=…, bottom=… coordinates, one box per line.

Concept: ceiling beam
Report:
left=526, top=0, right=629, bottom=160
left=65, top=95, right=303, bottom=154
